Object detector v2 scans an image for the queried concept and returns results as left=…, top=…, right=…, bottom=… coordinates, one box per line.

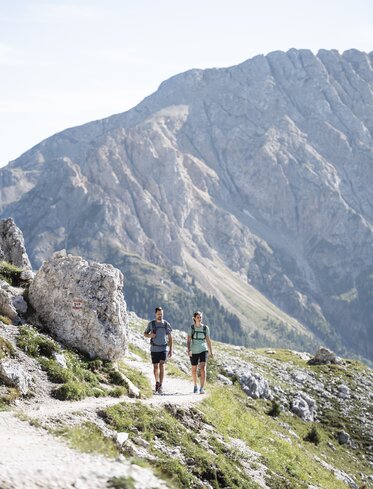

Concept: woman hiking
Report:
left=187, top=311, right=213, bottom=394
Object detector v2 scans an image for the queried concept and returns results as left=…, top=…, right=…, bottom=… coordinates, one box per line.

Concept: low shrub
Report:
left=51, top=381, right=87, bottom=401
left=303, top=425, right=321, bottom=445
left=0, top=261, right=23, bottom=286
left=16, top=325, right=61, bottom=358
left=267, top=400, right=281, bottom=417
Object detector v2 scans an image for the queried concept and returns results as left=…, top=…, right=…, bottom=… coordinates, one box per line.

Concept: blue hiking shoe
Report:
left=199, top=387, right=205, bottom=394
left=193, top=385, right=198, bottom=394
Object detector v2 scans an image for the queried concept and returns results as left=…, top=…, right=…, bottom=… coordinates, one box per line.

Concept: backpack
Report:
left=150, top=320, right=169, bottom=347
left=191, top=324, right=207, bottom=341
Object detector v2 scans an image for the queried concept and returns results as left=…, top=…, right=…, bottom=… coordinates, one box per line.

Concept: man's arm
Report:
left=144, top=323, right=156, bottom=338
left=168, top=334, right=173, bottom=357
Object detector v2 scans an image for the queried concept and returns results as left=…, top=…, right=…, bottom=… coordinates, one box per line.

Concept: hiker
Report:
left=144, top=306, right=173, bottom=394
left=187, top=311, right=213, bottom=394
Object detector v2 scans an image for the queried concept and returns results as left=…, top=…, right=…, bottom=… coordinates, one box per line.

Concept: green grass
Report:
left=127, top=343, right=148, bottom=360
left=101, top=401, right=258, bottom=488
left=16, top=325, right=133, bottom=401
left=0, top=315, right=12, bottom=325
left=200, top=385, right=355, bottom=489
left=252, top=348, right=309, bottom=369
left=0, top=261, right=23, bottom=286
left=16, top=325, right=61, bottom=358
left=51, top=381, right=88, bottom=401
left=55, top=421, right=119, bottom=458
left=118, top=362, right=153, bottom=398
left=0, top=336, right=15, bottom=359
left=0, top=387, right=21, bottom=407
left=107, top=476, right=136, bottom=489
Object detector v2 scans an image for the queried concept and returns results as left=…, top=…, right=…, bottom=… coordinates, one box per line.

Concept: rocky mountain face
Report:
left=0, top=49, right=372, bottom=360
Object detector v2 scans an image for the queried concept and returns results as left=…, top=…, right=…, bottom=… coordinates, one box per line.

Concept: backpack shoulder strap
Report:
left=203, top=324, right=207, bottom=337
left=191, top=324, right=195, bottom=339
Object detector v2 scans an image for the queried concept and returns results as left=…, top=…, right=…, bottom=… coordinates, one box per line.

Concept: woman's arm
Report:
left=206, top=336, right=213, bottom=357
left=187, top=336, right=192, bottom=356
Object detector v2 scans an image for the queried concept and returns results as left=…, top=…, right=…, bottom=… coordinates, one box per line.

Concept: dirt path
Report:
left=0, top=359, right=206, bottom=489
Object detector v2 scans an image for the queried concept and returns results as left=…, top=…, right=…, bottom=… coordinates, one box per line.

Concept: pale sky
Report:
left=1, top=0, right=372, bottom=167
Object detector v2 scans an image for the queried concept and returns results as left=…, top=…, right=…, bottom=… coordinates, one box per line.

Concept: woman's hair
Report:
left=193, top=311, right=203, bottom=323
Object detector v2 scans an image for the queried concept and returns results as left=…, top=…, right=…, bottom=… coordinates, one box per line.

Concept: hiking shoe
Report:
left=199, top=387, right=205, bottom=394
left=193, top=385, right=198, bottom=394
left=157, top=384, right=163, bottom=394
left=155, top=381, right=160, bottom=393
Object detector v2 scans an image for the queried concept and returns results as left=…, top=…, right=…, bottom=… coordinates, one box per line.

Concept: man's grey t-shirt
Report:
left=144, top=320, right=172, bottom=352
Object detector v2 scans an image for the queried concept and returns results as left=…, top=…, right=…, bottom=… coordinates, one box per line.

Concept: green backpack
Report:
left=191, top=324, right=207, bottom=341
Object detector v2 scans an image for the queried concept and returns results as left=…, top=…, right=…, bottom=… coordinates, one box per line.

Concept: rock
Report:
left=52, top=352, right=67, bottom=369
left=0, top=218, right=33, bottom=273
left=132, top=436, right=150, bottom=448
left=217, top=374, right=233, bottom=385
left=118, top=372, right=140, bottom=398
left=338, top=384, right=350, bottom=399
left=0, top=360, right=32, bottom=395
left=28, top=251, right=128, bottom=361
left=337, top=430, right=351, bottom=445
left=308, top=347, right=339, bottom=365
left=115, top=432, right=129, bottom=446
left=265, top=350, right=276, bottom=354
left=237, top=369, right=272, bottom=400
left=0, top=287, right=17, bottom=320
left=291, top=393, right=317, bottom=421
left=12, top=295, right=27, bottom=315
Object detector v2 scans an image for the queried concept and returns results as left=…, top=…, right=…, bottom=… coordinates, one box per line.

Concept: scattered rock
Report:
left=52, top=352, right=67, bottom=369
left=308, top=347, right=339, bottom=365
left=12, top=295, right=27, bottom=315
left=338, top=384, right=350, bottom=399
left=115, top=432, right=129, bottom=446
left=217, top=374, right=233, bottom=385
left=28, top=250, right=128, bottom=361
left=337, top=430, right=351, bottom=446
left=0, top=287, right=17, bottom=320
left=291, top=393, right=317, bottom=421
left=0, top=359, right=32, bottom=395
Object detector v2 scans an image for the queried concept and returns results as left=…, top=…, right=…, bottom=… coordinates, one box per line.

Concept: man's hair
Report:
left=155, top=306, right=163, bottom=313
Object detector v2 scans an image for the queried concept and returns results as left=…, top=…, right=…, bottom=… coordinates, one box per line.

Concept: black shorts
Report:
left=151, top=351, right=167, bottom=364
left=190, top=351, right=208, bottom=366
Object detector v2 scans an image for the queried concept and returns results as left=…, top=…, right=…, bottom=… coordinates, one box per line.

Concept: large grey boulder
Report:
left=0, top=218, right=33, bottom=277
left=28, top=250, right=128, bottom=360
left=308, top=347, right=339, bottom=365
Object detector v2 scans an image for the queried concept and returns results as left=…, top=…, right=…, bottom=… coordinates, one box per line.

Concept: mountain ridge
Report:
left=1, top=48, right=372, bottom=360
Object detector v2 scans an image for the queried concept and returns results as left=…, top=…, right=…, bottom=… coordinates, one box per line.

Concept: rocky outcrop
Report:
left=308, top=347, right=339, bottom=365
left=1, top=49, right=372, bottom=360
left=28, top=250, right=128, bottom=361
left=291, top=393, right=317, bottom=421
left=0, top=218, right=33, bottom=279
left=0, top=281, right=27, bottom=322
left=0, top=360, right=32, bottom=395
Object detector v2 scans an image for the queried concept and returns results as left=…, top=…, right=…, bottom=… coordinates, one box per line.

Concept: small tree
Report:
left=304, top=425, right=321, bottom=445
left=267, top=400, right=281, bottom=417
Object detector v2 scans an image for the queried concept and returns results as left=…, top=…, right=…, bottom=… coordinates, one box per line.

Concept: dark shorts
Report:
left=190, top=351, right=208, bottom=366
left=151, top=351, right=167, bottom=364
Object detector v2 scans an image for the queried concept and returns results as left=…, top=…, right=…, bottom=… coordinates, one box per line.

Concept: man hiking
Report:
left=144, top=306, right=173, bottom=394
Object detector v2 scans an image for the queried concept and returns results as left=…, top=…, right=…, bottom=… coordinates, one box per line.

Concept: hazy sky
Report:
left=1, top=0, right=372, bottom=167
